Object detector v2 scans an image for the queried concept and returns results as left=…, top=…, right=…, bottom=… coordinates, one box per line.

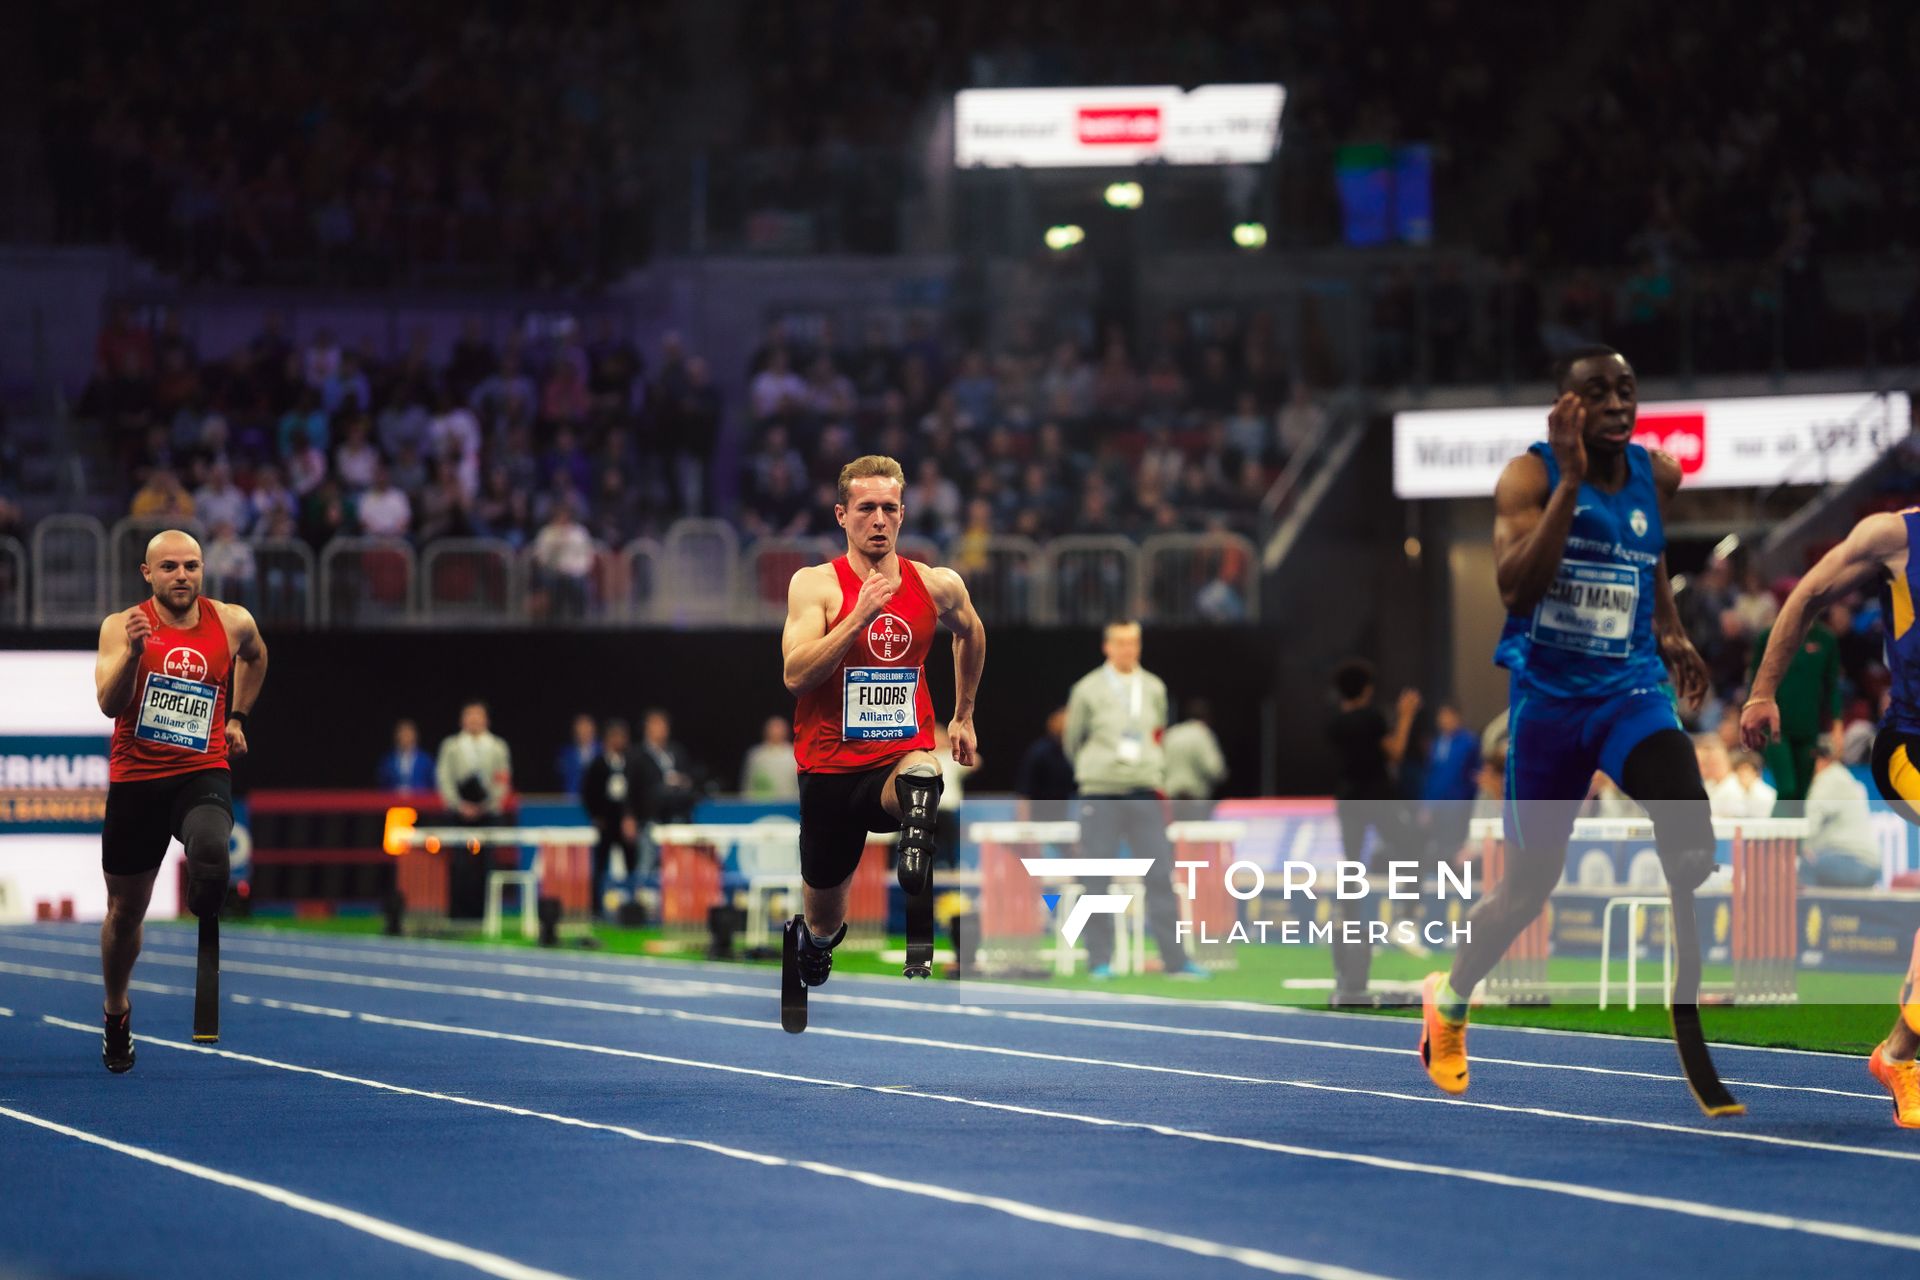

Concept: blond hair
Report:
left=836, top=455, right=906, bottom=507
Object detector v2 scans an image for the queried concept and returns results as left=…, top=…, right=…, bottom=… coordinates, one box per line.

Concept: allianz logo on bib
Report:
left=867, top=614, right=913, bottom=662
left=164, top=646, right=209, bottom=681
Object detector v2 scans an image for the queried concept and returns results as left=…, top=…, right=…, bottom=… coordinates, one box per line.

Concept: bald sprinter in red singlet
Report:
left=93, top=529, right=268, bottom=1070
left=782, top=455, right=985, bottom=987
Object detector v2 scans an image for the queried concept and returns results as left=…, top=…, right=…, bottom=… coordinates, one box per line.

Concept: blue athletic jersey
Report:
left=1879, top=508, right=1920, bottom=734
left=1494, top=441, right=1669, bottom=698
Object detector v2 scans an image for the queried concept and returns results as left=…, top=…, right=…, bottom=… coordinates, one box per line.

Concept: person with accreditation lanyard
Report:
left=1063, top=620, right=1204, bottom=978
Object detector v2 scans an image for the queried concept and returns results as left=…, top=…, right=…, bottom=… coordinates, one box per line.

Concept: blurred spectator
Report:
left=543, top=359, right=592, bottom=426
left=193, top=462, right=249, bottom=534
left=1015, top=707, right=1077, bottom=818
left=357, top=464, right=413, bottom=539
left=1706, top=746, right=1777, bottom=818
left=556, top=714, right=600, bottom=796
left=529, top=504, right=595, bottom=620
left=637, top=708, right=701, bottom=825
left=1276, top=383, right=1325, bottom=460
left=1163, top=698, right=1228, bottom=807
left=1064, top=621, right=1197, bottom=978
left=130, top=469, right=194, bottom=519
left=1326, top=660, right=1422, bottom=1000
left=580, top=718, right=640, bottom=918
left=377, top=719, right=436, bottom=792
left=434, top=703, right=511, bottom=831
left=1747, top=614, right=1841, bottom=804
left=334, top=415, right=380, bottom=492
left=286, top=430, right=329, bottom=496
left=739, top=715, right=799, bottom=800
left=435, top=698, right=513, bottom=918
left=1420, top=703, right=1481, bottom=862
left=203, top=520, right=255, bottom=599
left=750, top=348, right=806, bottom=422
left=415, top=463, right=472, bottom=543
left=1800, top=741, right=1880, bottom=888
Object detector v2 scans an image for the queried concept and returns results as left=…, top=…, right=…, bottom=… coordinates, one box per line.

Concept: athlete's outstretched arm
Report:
left=781, top=566, right=892, bottom=696
left=226, top=605, right=268, bottom=759
left=930, top=567, right=984, bottom=767
left=95, top=607, right=153, bottom=717
left=1492, top=457, right=1574, bottom=613
left=1742, top=512, right=1907, bottom=749
left=1646, top=451, right=1709, bottom=710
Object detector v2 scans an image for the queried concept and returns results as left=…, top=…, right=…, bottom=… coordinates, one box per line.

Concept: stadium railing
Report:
left=0, top=518, right=1262, bottom=630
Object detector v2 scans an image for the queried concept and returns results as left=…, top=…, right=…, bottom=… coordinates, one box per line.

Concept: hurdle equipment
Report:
left=1732, top=824, right=1799, bottom=1005
left=1468, top=816, right=1805, bottom=1004
left=388, top=823, right=596, bottom=940
left=1168, top=820, right=1248, bottom=970
left=1597, top=896, right=1672, bottom=1011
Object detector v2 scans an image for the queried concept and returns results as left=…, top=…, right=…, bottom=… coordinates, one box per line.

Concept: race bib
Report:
left=843, top=668, right=920, bottom=741
left=1531, top=559, right=1638, bottom=658
left=135, top=672, right=218, bottom=752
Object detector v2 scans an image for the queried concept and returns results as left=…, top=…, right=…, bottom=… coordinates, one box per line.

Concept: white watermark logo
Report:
left=1020, top=858, right=1154, bottom=943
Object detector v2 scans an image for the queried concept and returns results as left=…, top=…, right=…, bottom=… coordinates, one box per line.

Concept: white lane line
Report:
left=0, top=1100, right=578, bottom=1280
left=0, top=1006, right=11, bottom=1016
left=30, top=932, right=1881, bottom=1059
left=44, top=1011, right=1920, bottom=1258
left=3, top=950, right=1886, bottom=1115
left=229, top=993, right=1920, bottom=1169
left=3, top=935, right=1876, bottom=1103
left=0, top=959, right=193, bottom=997
left=109, top=926, right=1871, bottom=1059
left=36, top=1016, right=1391, bottom=1280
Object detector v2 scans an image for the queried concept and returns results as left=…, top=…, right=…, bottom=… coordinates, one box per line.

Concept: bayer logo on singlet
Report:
left=867, top=614, right=912, bottom=662
left=163, top=647, right=209, bottom=681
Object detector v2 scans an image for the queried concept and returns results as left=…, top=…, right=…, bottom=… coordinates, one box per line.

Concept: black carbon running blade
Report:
left=1668, top=886, right=1743, bottom=1117
left=192, top=916, right=220, bottom=1044
left=903, top=888, right=934, bottom=979
left=781, top=915, right=808, bottom=1033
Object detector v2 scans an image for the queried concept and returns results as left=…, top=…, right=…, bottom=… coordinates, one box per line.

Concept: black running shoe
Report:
left=796, top=921, right=847, bottom=987
left=103, top=1009, right=134, bottom=1074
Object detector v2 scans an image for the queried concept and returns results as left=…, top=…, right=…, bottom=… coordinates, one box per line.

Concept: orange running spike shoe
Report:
left=1420, top=972, right=1469, bottom=1095
left=1868, top=1042, right=1920, bottom=1129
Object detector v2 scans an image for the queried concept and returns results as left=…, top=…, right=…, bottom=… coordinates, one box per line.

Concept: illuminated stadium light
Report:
left=1104, top=181, right=1143, bottom=209
left=1044, top=224, right=1086, bottom=251
left=1232, top=221, right=1268, bottom=249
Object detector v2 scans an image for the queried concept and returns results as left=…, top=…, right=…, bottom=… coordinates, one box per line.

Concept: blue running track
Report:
left=1, top=922, right=1916, bottom=1280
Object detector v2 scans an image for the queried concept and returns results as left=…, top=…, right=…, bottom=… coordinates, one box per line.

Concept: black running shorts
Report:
left=797, top=763, right=901, bottom=889
left=101, top=768, right=232, bottom=877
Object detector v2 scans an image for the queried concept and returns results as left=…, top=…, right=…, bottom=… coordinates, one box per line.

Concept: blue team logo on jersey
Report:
left=1629, top=509, right=1648, bottom=538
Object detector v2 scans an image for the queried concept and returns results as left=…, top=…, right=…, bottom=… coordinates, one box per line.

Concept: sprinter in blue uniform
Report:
left=1419, top=346, right=1729, bottom=1110
left=1743, top=509, right=1920, bottom=1127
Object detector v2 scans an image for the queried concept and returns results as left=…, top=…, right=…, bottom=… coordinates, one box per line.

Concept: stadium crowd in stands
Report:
left=66, top=303, right=1303, bottom=571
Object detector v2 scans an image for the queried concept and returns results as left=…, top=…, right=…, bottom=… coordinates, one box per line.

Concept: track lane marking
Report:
left=41, top=1009, right=1920, bottom=1258
left=0, top=937, right=1878, bottom=1102
left=33, top=1015, right=1393, bottom=1280
left=0, top=1100, right=579, bottom=1280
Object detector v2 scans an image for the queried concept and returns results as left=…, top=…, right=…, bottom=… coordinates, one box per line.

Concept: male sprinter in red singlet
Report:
left=780, top=456, right=984, bottom=1028
left=1742, top=511, right=1920, bottom=1128
left=93, top=529, right=268, bottom=1070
